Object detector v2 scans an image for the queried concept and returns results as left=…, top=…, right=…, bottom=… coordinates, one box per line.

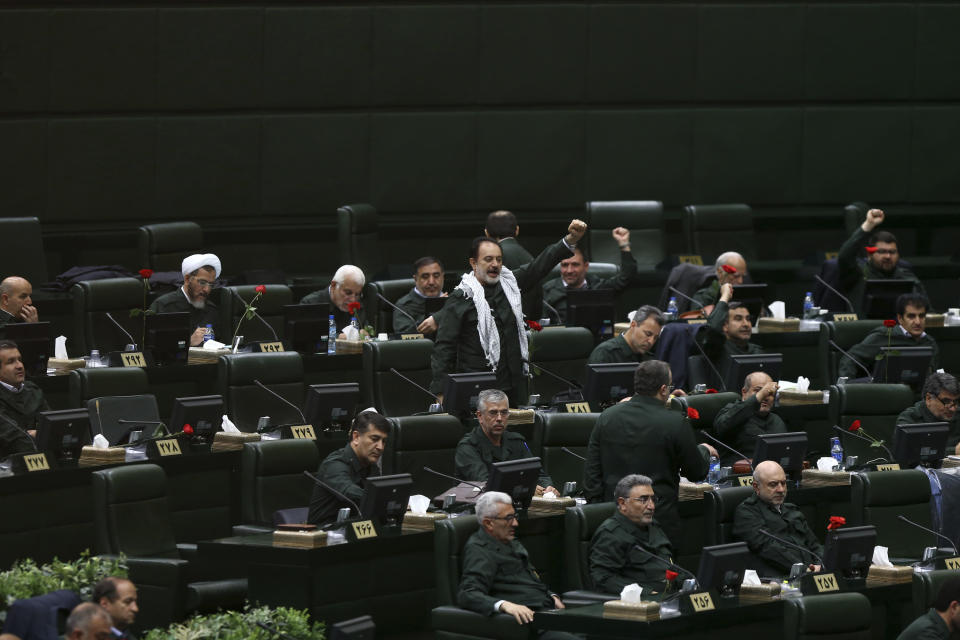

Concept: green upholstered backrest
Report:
left=912, top=570, right=956, bottom=617
left=219, top=284, right=293, bottom=343
left=585, top=201, right=665, bottom=267
left=69, top=366, right=150, bottom=407
left=851, top=470, right=932, bottom=560
left=830, top=383, right=915, bottom=461
left=240, top=439, right=318, bottom=526
left=824, top=320, right=883, bottom=382
left=217, top=352, right=305, bottom=432
left=337, top=203, right=380, bottom=278
left=528, top=327, right=595, bottom=402
left=91, top=464, right=178, bottom=558
left=563, top=502, right=617, bottom=592
left=682, top=204, right=755, bottom=261
left=362, top=338, right=434, bottom=416
left=753, top=324, right=829, bottom=391
left=137, top=222, right=203, bottom=273
left=434, top=515, right=480, bottom=607
left=783, top=592, right=873, bottom=640
left=385, top=414, right=463, bottom=497
left=0, top=217, right=48, bottom=284
left=670, top=391, right=740, bottom=435
left=364, top=278, right=416, bottom=334
left=705, top=485, right=754, bottom=546
left=70, top=278, right=144, bottom=356
left=540, top=412, right=599, bottom=489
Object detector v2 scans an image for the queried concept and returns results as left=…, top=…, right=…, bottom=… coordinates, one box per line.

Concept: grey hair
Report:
left=476, top=491, right=512, bottom=521
left=924, top=372, right=960, bottom=398
left=65, top=603, right=111, bottom=637
left=633, top=305, right=664, bottom=326
left=477, top=389, right=508, bottom=412
left=714, top=251, right=745, bottom=271
left=332, top=265, right=365, bottom=288
left=614, top=474, right=652, bottom=501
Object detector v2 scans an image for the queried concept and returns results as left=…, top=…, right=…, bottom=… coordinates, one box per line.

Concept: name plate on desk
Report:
left=400, top=333, right=424, bottom=340
left=738, top=475, right=755, bottom=487
left=833, top=313, right=859, bottom=322
left=153, top=438, right=182, bottom=456
left=290, top=424, right=316, bottom=440
left=23, top=453, right=50, bottom=472
left=876, top=463, right=901, bottom=471
left=678, top=255, right=704, bottom=266
left=120, top=352, right=148, bottom=367
left=802, top=572, right=842, bottom=594
left=679, top=591, right=716, bottom=614
left=348, top=520, right=378, bottom=541
left=565, top=402, right=591, bottom=414
left=257, top=342, right=285, bottom=353
left=939, top=557, right=960, bottom=570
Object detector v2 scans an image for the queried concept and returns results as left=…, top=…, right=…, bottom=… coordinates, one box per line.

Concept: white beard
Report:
left=189, top=298, right=206, bottom=309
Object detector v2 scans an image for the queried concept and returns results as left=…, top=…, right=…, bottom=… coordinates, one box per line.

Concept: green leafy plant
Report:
left=142, top=605, right=325, bottom=640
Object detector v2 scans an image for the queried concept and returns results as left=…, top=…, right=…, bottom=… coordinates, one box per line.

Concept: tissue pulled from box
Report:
left=343, top=325, right=360, bottom=340
left=620, top=583, right=643, bottom=603
left=817, top=457, right=840, bottom=471
left=742, top=569, right=762, bottom=586
left=55, top=336, right=69, bottom=360
left=92, top=434, right=110, bottom=449
left=221, top=414, right=240, bottom=433
left=408, top=495, right=430, bottom=514
left=203, top=339, right=226, bottom=350
left=769, top=301, right=785, bottom=320
left=872, top=545, right=893, bottom=568
left=542, top=490, right=557, bottom=500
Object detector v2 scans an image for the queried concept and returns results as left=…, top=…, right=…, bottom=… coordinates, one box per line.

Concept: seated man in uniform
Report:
left=455, top=389, right=556, bottom=496
left=149, top=253, right=222, bottom=346
left=714, top=372, right=786, bottom=465
left=93, top=577, right=138, bottom=640
left=0, top=339, right=47, bottom=452
left=692, top=252, right=748, bottom=315
left=898, top=372, right=960, bottom=454
left=0, top=277, right=39, bottom=327
left=301, top=265, right=367, bottom=334
left=897, top=575, right=960, bottom=640
left=541, top=227, right=636, bottom=324
left=590, top=474, right=675, bottom=595
left=697, top=283, right=763, bottom=362
left=64, top=603, right=113, bottom=640
left=393, top=256, right=447, bottom=337
left=587, top=305, right=663, bottom=364
left=733, top=460, right=823, bottom=575
left=839, top=293, right=939, bottom=379
left=308, top=411, right=388, bottom=525
left=458, top=491, right=576, bottom=639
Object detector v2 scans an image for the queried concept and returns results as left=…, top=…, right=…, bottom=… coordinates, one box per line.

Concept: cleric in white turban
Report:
left=149, top=252, right=223, bottom=346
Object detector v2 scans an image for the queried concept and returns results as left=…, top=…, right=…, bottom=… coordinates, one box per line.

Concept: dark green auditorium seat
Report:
left=91, top=464, right=246, bottom=629
left=384, top=414, right=463, bottom=498
left=137, top=222, right=203, bottom=273
left=681, top=203, right=756, bottom=261
left=432, top=516, right=528, bottom=640
left=704, top=485, right=754, bottom=546
left=70, top=277, right=143, bottom=356
left=545, top=260, right=619, bottom=282
left=850, top=470, right=933, bottom=562
left=219, top=284, right=293, bottom=344
left=828, top=383, right=914, bottom=462
left=783, top=592, right=872, bottom=640
left=337, top=203, right=381, bottom=279
left=822, top=320, right=883, bottom=384
left=753, top=323, right=829, bottom=391
left=527, top=327, right=593, bottom=402
left=68, top=366, right=150, bottom=408
left=670, top=391, right=740, bottom=435
left=539, top=412, right=599, bottom=490
left=912, top=569, right=956, bottom=617
left=363, top=278, right=416, bottom=334
left=584, top=200, right=664, bottom=268
left=362, top=338, right=433, bottom=416
left=217, top=352, right=305, bottom=431
left=0, top=217, right=48, bottom=285
left=237, top=439, right=318, bottom=534
left=562, top=503, right=618, bottom=603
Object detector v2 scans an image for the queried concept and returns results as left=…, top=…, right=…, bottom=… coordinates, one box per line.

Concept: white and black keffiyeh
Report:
left=456, top=267, right=528, bottom=375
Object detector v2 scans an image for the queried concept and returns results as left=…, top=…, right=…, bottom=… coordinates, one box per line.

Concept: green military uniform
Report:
left=837, top=227, right=927, bottom=313
left=299, top=287, right=367, bottom=334
left=589, top=511, right=674, bottom=594
left=692, top=279, right=721, bottom=309
left=541, top=250, right=638, bottom=324
left=896, top=608, right=951, bottom=640
left=714, top=396, right=787, bottom=466
left=698, top=299, right=763, bottom=360
left=0, top=309, right=16, bottom=328
left=0, top=381, right=47, bottom=459
left=307, top=443, right=379, bottom=525
left=587, top=334, right=654, bottom=365
left=458, top=528, right=555, bottom=613
left=149, top=289, right=221, bottom=340
left=392, top=288, right=447, bottom=336
left=498, top=237, right=542, bottom=321
left=898, top=400, right=960, bottom=452
left=430, top=240, right=573, bottom=401
left=455, top=426, right=553, bottom=488
left=838, top=325, right=939, bottom=380
left=584, top=395, right=710, bottom=542
left=732, top=493, right=823, bottom=574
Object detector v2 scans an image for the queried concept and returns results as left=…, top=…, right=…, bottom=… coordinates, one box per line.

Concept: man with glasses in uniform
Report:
left=149, top=253, right=222, bottom=346
left=898, top=372, right=960, bottom=454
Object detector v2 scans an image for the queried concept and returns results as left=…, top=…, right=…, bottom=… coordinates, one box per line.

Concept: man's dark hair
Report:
left=633, top=360, right=671, bottom=396
left=924, top=372, right=960, bottom=399
left=896, top=293, right=929, bottom=317
left=633, top=305, right=664, bottom=327
left=870, top=230, right=898, bottom=246
left=485, top=210, right=518, bottom=239
left=413, top=256, right=444, bottom=274
left=933, top=575, right=960, bottom=611
left=469, top=236, right=502, bottom=261
left=92, top=577, right=121, bottom=603
left=0, top=339, right=18, bottom=351
left=352, top=410, right=390, bottom=436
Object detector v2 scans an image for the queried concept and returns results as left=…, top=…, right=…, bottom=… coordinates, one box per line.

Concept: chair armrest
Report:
left=431, top=606, right=531, bottom=640
left=125, top=556, right=191, bottom=586
left=560, top=590, right=618, bottom=606
left=176, top=543, right=199, bottom=562
left=233, top=524, right=272, bottom=536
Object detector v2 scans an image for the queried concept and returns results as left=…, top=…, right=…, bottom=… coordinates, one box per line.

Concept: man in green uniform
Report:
left=455, top=389, right=556, bottom=495
left=307, top=411, right=388, bottom=525
left=0, top=340, right=47, bottom=457
left=431, top=220, right=587, bottom=405
left=300, top=264, right=367, bottom=333
left=587, top=305, right=663, bottom=365
left=714, top=372, right=786, bottom=465
left=733, top=460, right=823, bottom=575
left=898, top=372, right=960, bottom=454
left=458, top=491, right=577, bottom=639
left=0, top=276, right=39, bottom=327
left=541, top=227, right=636, bottom=324
left=838, top=208, right=926, bottom=311
left=393, top=256, right=447, bottom=337
left=692, top=252, right=748, bottom=314
left=839, top=293, right=939, bottom=379
left=584, top=360, right=716, bottom=542
left=898, top=575, right=960, bottom=640
left=589, top=474, right=676, bottom=595
left=698, top=282, right=763, bottom=362
left=484, top=210, right=541, bottom=321
left=148, top=253, right=222, bottom=346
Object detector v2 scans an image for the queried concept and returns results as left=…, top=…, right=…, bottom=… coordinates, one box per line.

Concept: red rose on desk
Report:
left=138, top=269, right=153, bottom=280
left=827, top=516, right=846, bottom=531
left=705, top=388, right=718, bottom=394
left=849, top=419, right=861, bottom=432
left=865, top=246, right=878, bottom=254
left=526, top=320, right=543, bottom=332
left=182, top=424, right=194, bottom=435
left=255, top=284, right=266, bottom=295
left=883, top=319, right=897, bottom=328
left=665, top=569, right=679, bottom=582
left=721, top=264, right=737, bottom=274
left=686, top=407, right=700, bottom=420
left=347, top=302, right=362, bottom=314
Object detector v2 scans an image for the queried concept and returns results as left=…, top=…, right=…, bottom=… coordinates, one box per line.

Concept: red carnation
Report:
left=883, top=319, right=897, bottom=328
left=665, top=569, right=679, bottom=582
left=686, top=407, right=700, bottom=420
left=720, top=264, right=737, bottom=274
left=183, top=424, right=194, bottom=435
left=347, top=301, right=362, bottom=314
left=255, top=284, right=266, bottom=295
left=138, top=269, right=153, bottom=280
left=848, top=419, right=861, bottom=432
left=865, top=246, right=878, bottom=254
left=705, top=388, right=718, bottom=394
left=827, top=515, right=846, bottom=531
left=526, top=320, right=543, bottom=332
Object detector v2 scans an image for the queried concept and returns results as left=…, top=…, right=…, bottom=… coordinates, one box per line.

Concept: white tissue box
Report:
left=602, top=600, right=660, bottom=621
left=78, top=446, right=126, bottom=467
left=401, top=511, right=449, bottom=531
left=272, top=529, right=327, bottom=549
left=527, top=496, right=577, bottom=513
left=866, top=564, right=913, bottom=585
left=47, top=358, right=86, bottom=373
left=800, top=469, right=852, bottom=487
left=211, top=431, right=261, bottom=452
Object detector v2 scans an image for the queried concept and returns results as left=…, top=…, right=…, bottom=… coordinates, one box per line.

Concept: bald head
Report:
left=742, top=371, right=776, bottom=414
left=752, top=460, right=787, bottom=506
left=0, top=276, right=34, bottom=320
left=715, top=252, right=747, bottom=286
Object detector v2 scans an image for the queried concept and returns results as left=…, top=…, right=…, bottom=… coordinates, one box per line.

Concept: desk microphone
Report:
left=669, top=287, right=706, bottom=314
left=254, top=379, right=307, bottom=424
left=105, top=312, right=137, bottom=349
left=632, top=545, right=697, bottom=581
left=303, top=470, right=361, bottom=516
left=699, top=431, right=754, bottom=470
left=542, top=300, right=562, bottom=325
left=814, top=275, right=857, bottom=315
left=375, top=293, right=418, bottom=325
left=897, top=515, right=959, bottom=555
left=561, top=447, right=585, bottom=461
left=830, top=424, right=893, bottom=461
left=254, top=620, right=301, bottom=640
left=228, top=288, right=279, bottom=342
left=758, top=529, right=824, bottom=568
left=422, top=466, right=485, bottom=493
left=389, top=368, right=443, bottom=411
left=828, top=340, right=874, bottom=381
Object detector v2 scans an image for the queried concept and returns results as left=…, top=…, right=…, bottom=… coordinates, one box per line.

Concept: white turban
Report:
left=181, top=253, right=222, bottom=278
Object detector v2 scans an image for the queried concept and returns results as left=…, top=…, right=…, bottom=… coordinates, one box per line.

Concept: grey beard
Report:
left=189, top=297, right=206, bottom=309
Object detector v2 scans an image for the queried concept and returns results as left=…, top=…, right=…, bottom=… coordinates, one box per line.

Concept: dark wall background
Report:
left=2, top=1, right=959, bottom=276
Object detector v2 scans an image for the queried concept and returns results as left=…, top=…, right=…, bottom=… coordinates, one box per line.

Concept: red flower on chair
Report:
left=526, top=320, right=543, bottom=332
left=686, top=407, right=700, bottom=420
left=255, top=284, right=266, bottom=295
left=665, top=569, right=679, bottom=582
left=827, top=516, right=846, bottom=531
left=138, top=269, right=153, bottom=280
left=883, top=319, right=897, bottom=328
left=848, top=419, right=861, bottom=432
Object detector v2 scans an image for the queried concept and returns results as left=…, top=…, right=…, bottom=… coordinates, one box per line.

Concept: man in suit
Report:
left=0, top=277, right=38, bottom=327
left=393, top=256, right=447, bottom=337
left=300, top=264, right=367, bottom=333
left=148, top=253, right=222, bottom=346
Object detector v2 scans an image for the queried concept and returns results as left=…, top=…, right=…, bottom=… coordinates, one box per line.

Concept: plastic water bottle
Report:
left=202, top=324, right=214, bottom=343
left=803, top=292, right=815, bottom=319
left=327, top=315, right=337, bottom=355
left=667, top=296, right=679, bottom=320
left=708, top=455, right=720, bottom=485
left=830, top=437, right=844, bottom=467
